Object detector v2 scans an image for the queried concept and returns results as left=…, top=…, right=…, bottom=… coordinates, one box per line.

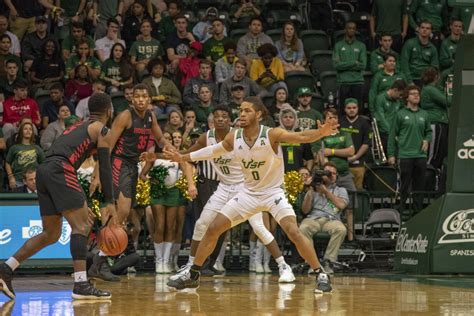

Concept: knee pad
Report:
left=70, top=234, right=88, bottom=261
left=248, top=216, right=274, bottom=245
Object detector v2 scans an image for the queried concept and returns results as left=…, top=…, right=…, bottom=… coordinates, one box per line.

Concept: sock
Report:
left=255, top=241, right=265, bottom=265
left=188, top=256, right=195, bottom=265
left=154, top=242, right=163, bottom=263
left=133, top=241, right=138, bottom=251
left=172, top=243, right=181, bottom=256
left=98, top=250, right=107, bottom=257
left=74, top=271, right=87, bottom=283
left=217, top=241, right=226, bottom=265
left=249, top=240, right=256, bottom=258
left=5, top=257, right=20, bottom=271
left=275, top=256, right=285, bottom=267
left=263, top=248, right=271, bottom=267
left=163, top=242, right=173, bottom=263
left=190, top=264, right=201, bottom=279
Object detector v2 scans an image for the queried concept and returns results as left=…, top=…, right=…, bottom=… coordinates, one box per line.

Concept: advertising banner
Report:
left=0, top=205, right=72, bottom=260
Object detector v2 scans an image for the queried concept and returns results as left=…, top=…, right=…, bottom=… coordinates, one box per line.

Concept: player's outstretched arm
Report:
left=164, top=131, right=235, bottom=163
left=270, top=120, right=338, bottom=144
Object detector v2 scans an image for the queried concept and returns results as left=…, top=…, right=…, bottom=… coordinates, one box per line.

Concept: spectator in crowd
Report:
left=237, top=18, right=273, bottom=66
left=275, top=21, right=305, bottom=73
left=11, top=168, right=36, bottom=193
left=75, top=80, right=106, bottom=119
left=388, top=85, right=432, bottom=211
left=295, top=87, right=323, bottom=131
left=158, top=0, right=183, bottom=40
left=166, top=15, right=196, bottom=75
left=101, top=43, right=134, bottom=93
left=219, top=58, right=264, bottom=105
left=92, top=0, right=124, bottom=40
left=401, top=20, right=439, bottom=87
left=215, top=42, right=237, bottom=84
left=178, top=41, right=203, bottom=88
left=227, top=83, right=245, bottom=119
left=230, top=0, right=261, bottom=25
left=40, top=104, right=72, bottom=150
left=339, top=99, right=372, bottom=190
left=369, top=34, right=400, bottom=74
left=182, top=108, right=202, bottom=147
left=440, top=19, right=462, bottom=71
left=369, top=53, right=407, bottom=113
left=64, top=64, right=93, bottom=105
left=3, top=0, right=46, bottom=40
left=409, top=0, right=448, bottom=47
left=20, top=16, right=54, bottom=72
left=112, top=83, right=134, bottom=116
left=333, top=21, right=367, bottom=110
left=6, top=121, right=44, bottom=189
left=452, top=4, right=474, bottom=33
left=122, top=0, right=153, bottom=47
left=95, top=18, right=126, bottom=63
left=29, top=39, right=65, bottom=92
left=373, top=80, right=406, bottom=153
left=250, top=43, right=286, bottom=94
left=0, top=34, right=22, bottom=78
left=279, top=105, right=314, bottom=171
left=193, top=7, right=227, bottom=42
left=370, top=0, right=408, bottom=52
left=164, top=108, right=184, bottom=133
left=0, top=15, right=20, bottom=56
left=420, top=67, right=451, bottom=170
left=53, top=0, right=87, bottom=40
left=0, top=59, right=20, bottom=100
left=267, top=86, right=288, bottom=125
left=203, top=19, right=231, bottom=62
left=300, top=161, right=349, bottom=274
left=41, top=83, right=74, bottom=128
left=61, top=21, right=95, bottom=59
left=2, top=79, right=40, bottom=139
left=314, top=108, right=356, bottom=240
left=143, top=58, right=182, bottom=115
left=4, top=117, right=39, bottom=149
left=129, top=19, right=164, bottom=79
left=192, top=85, right=216, bottom=128
left=65, top=39, right=101, bottom=80
left=183, top=60, right=218, bottom=106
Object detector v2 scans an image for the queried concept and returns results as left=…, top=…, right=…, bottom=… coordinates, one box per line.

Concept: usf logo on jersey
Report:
left=242, top=159, right=265, bottom=169
left=214, top=157, right=232, bottom=165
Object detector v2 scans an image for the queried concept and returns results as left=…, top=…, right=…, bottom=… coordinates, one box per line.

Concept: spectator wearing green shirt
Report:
left=129, top=19, right=164, bottom=80
left=92, top=0, right=124, bottom=40
left=420, top=67, right=451, bottom=169
left=203, top=19, right=231, bottom=63
left=369, top=34, right=400, bottom=74
left=61, top=21, right=95, bottom=60
left=56, top=0, right=87, bottom=40
left=0, top=34, right=23, bottom=79
left=439, top=19, right=462, bottom=71
left=6, top=121, right=45, bottom=189
left=369, top=0, right=408, bottom=52
left=400, top=20, right=439, bottom=86
left=373, top=80, right=406, bottom=153
left=388, top=85, right=432, bottom=211
left=314, top=108, right=356, bottom=240
left=451, top=5, right=474, bottom=33
left=294, top=87, right=323, bottom=131
left=158, top=0, right=183, bottom=41
left=332, top=21, right=367, bottom=110
left=100, top=43, right=134, bottom=93
left=408, top=0, right=449, bottom=47
left=369, top=53, right=407, bottom=113
left=65, top=39, right=101, bottom=80
left=192, top=85, right=216, bottom=129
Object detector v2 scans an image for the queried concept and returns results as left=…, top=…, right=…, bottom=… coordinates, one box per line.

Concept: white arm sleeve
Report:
left=190, top=143, right=229, bottom=162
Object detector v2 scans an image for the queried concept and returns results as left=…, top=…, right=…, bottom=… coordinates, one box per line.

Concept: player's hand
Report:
left=188, top=184, right=197, bottom=200
left=139, top=172, right=148, bottom=181
left=89, top=176, right=102, bottom=197
left=163, top=148, right=183, bottom=162
left=317, top=120, right=338, bottom=137
left=388, top=156, right=396, bottom=165
left=102, top=203, right=118, bottom=226
left=139, top=152, right=157, bottom=162
left=421, top=140, right=429, bottom=153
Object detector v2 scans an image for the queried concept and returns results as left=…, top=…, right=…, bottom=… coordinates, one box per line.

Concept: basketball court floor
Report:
left=1, top=273, right=474, bottom=315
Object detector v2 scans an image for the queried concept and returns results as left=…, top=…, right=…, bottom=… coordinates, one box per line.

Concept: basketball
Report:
left=97, top=224, right=128, bottom=256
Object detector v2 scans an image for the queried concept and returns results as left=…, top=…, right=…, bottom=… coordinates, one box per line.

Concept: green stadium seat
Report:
left=300, top=30, right=330, bottom=57
left=319, top=71, right=338, bottom=99
left=309, top=50, right=334, bottom=79
left=265, top=29, right=282, bottom=42
left=284, top=71, right=315, bottom=100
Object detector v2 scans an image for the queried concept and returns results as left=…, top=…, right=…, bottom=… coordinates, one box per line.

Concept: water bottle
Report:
left=327, top=92, right=335, bottom=108
left=447, top=74, right=454, bottom=97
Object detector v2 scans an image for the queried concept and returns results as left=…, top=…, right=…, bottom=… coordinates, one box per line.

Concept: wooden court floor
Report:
left=1, top=273, right=474, bottom=315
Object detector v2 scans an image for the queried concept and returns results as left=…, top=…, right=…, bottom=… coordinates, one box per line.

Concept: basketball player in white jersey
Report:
left=143, top=105, right=296, bottom=283
left=162, top=97, right=338, bottom=293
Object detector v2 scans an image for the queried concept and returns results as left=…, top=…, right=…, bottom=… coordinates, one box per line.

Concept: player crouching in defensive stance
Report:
left=163, top=97, right=337, bottom=293
left=0, top=93, right=117, bottom=300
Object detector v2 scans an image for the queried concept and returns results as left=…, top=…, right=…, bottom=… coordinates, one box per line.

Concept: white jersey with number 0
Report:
left=207, top=128, right=243, bottom=185
left=233, top=125, right=284, bottom=193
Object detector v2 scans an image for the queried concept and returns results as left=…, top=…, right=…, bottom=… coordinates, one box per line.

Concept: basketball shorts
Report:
left=112, top=156, right=138, bottom=202
left=219, top=188, right=296, bottom=226
left=36, top=159, right=86, bottom=216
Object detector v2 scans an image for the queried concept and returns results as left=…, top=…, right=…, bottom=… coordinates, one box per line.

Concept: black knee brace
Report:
left=70, top=234, right=88, bottom=261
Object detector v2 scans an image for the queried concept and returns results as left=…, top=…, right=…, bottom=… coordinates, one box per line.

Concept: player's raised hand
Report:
left=317, top=120, right=338, bottom=137
left=140, top=152, right=157, bottom=162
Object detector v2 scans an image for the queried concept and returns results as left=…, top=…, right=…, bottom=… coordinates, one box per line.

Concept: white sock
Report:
left=5, top=257, right=20, bottom=271
left=98, top=250, right=107, bottom=257
left=188, top=256, right=195, bottom=265
left=275, top=256, right=286, bottom=267
left=263, top=248, right=271, bottom=266
left=154, top=242, right=163, bottom=263
left=217, top=241, right=226, bottom=264
left=133, top=241, right=138, bottom=251
left=255, top=241, right=265, bottom=264
left=249, top=240, right=256, bottom=261
left=172, top=243, right=181, bottom=256
left=74, top=271, right=87, bottom=283
left=163, top=242, right=173, bottom=263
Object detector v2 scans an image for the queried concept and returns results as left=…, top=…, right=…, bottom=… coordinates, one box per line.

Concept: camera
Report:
left=311, top=169, right=332, bottom=188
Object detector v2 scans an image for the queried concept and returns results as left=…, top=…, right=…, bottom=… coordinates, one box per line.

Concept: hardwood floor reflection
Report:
left=2, top=273, right=474, bottom=315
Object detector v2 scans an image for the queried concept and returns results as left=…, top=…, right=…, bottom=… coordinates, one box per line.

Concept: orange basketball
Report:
left=97, top=224, right=128, bottom=256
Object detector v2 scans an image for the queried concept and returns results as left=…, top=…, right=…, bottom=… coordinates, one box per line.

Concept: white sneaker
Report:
left=278, top=264, right=296, bottom=283
left=169, top=263, right=192, bottom=281
left=255, top=262, right=264, bottom=273
left=263, top=264, right=272, bottom=273
left=214, top=260, right=226, bottom=272
left=155, top=261, right=163, bottom=274
left=162, top=262, right=172, bottom=274
left=249, top=260, right=256, bottom=272
left=127, top=266, right=137, bottom=274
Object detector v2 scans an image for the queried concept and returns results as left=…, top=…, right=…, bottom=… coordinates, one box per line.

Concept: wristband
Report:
left=331, top=148, right=335, bottom=156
